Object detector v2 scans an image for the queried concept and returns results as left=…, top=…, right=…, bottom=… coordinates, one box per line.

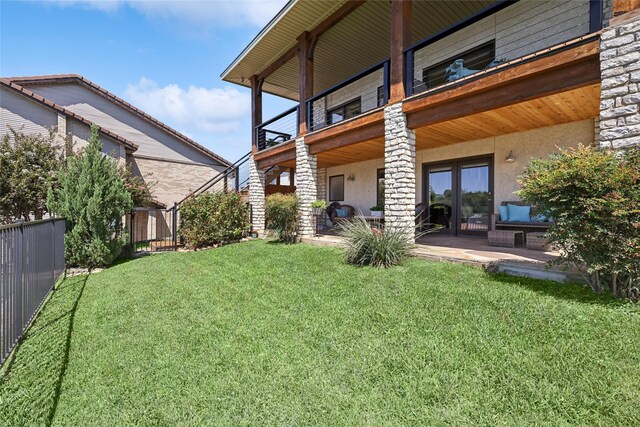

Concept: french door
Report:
left=422, top=156, right=493, bottom=236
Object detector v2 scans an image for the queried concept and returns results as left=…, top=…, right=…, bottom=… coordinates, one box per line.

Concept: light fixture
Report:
left=347, top=174, right=356, bottom=181
left=505, top=150, right=516, bottom=163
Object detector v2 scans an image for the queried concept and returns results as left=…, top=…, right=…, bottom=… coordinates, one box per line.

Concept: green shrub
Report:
left=265, top=193, right=298, bottom=243
left=47, top=125, right=132, bottom=268
left=517, top=145, right=640, bottom=299
left=338, top=217, right=416, bottom=268
left=179, top=191, right=249, bottom=249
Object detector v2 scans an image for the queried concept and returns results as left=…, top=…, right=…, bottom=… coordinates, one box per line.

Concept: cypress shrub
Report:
left=265, top=193, right=298, bottom=243
left=48, top=125, right=132, bottom=268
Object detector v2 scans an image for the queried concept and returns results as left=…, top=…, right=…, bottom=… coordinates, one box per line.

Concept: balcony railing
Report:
left=306, top=60, right=390, bottom=132
left=255, top=106, right=299, bottom=151
left=404, top=0, right=601, bottom=97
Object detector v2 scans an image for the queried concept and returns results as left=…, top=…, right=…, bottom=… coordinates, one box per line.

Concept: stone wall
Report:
left=248, top=155, right=266, bottom=234
left=599, top=11, right=640, bottom=148
left=383, top=103, right=416, bottom=240
left=295, top=136, right=317, bottom=237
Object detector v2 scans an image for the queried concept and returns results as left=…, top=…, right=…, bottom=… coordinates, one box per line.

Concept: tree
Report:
left=48, top=125, right=133, bottom=268
left=517, top=145, right=640, bottom=299
left=0, top=127, right=64, bottom=223
left=120, top=165, right=155, bottom=207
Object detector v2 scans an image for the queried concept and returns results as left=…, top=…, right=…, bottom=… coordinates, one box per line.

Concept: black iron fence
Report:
left=130, top=207, right=178, bottom=253
left=1, top=218, right=65, bottom=365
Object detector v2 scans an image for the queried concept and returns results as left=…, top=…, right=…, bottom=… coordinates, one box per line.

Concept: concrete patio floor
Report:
left=302, top=231, right=584, bottom=283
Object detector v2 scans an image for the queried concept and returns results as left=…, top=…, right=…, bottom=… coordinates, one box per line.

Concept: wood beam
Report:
left=403, top=39, right=599, bottom=114
left=390, top=0, right=412, bottom=103
left=406, top=56, right=600, bottom=129
left=250, top=75, right=263, bottom=154
left=613, top=0, right=640, bottom=15
left=255, top=1, right=365, bottom=85
left=254, top=140, right=296, bottom=161
left=308, top=123, right=384, bottom=155
left=257, top=147, right=296, bottom=169
left=298, top=31, right=314, bottom=135
left=305, top=110, right=384, bottom=145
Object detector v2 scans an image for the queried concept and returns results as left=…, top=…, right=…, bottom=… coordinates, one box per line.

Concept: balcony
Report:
left=251, top=0, right=603, bottom=164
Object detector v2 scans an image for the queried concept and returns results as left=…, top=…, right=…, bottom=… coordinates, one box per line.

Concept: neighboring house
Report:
left=0, top=74, right=231, bottom=207
left=222, top=0, right=639, bottom=238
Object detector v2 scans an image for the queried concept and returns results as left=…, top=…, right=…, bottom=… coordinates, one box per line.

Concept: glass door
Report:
left=423, top=157, right=493, bottom=236
left=458, top=160, right=492, bottom=236
left=425, top=164, right=455, bottom=233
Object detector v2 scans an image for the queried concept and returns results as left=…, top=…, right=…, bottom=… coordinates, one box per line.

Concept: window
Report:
left=377, top=86, right=385, bottom=107
left=376, top=169, right=385, bottom=208
left=329, top=175, right=344, bottom=201
left=421, top=41, right=496, bottom=91
left=327, top=98, right=361, bottom=126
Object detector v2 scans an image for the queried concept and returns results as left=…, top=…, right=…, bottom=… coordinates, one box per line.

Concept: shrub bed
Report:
left=179, top=192, right=249, bottom=249
left=265, top=193, right=298, bottom=243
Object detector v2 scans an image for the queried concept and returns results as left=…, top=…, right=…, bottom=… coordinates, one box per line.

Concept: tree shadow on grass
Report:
left=486, top=272, right=633, bottom=309
left=0, top=274, right=88, bottom=426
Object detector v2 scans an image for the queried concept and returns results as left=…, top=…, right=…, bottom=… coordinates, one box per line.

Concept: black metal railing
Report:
left=256, top=106, right=299, bottom=151
left=1, top=218, right=65, bottom=366
left=307, top=60, right=390, bottom=132
left=130, top=207, right=179, bottom=253
left=404, top=0, right=601, bottom=97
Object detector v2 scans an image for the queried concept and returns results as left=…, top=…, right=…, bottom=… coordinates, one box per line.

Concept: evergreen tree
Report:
left=48, top=125, right=132, bottom=268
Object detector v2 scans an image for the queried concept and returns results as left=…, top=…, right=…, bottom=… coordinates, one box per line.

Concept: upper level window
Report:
left=327, top=98, right=361, bottom=126
left=421, top=41, right=496, bottom=90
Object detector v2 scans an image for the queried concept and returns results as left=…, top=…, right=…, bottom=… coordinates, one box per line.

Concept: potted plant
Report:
left=370, top=205, right=384, bottom=218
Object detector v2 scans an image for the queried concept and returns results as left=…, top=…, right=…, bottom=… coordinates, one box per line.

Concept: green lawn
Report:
left=1, top=240, right=638, bottom=426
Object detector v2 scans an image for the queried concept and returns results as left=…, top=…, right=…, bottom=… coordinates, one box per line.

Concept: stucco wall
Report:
left=325, top=119, right=594, bottom=215
left=129, top=156, right=226, bottom=207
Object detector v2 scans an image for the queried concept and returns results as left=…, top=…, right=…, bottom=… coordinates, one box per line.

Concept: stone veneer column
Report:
left=295, top=136, right=317, bottom=237
left=599, top=13, right=640, bottom=148
left=248, top=155, right=266, bottom=234
left=384, top=102, right=416, bottom=241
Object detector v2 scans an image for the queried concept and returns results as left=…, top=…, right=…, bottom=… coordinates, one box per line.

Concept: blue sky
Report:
left=0, top=0, right=294, bottom=161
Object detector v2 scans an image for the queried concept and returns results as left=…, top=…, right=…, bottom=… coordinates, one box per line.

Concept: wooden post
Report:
left=390, top=0, right=412, bottom=103
left=613, top=0, right=640, bottom=15
left=250, top=75, right=263, bottom=153
left=298, top=31, right=314, bottom=135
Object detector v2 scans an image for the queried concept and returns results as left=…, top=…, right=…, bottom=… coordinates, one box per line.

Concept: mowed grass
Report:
left=1, top=240, right=638, bottom=426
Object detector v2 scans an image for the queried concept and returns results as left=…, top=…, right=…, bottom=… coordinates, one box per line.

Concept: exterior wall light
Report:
left=505, top=150, right=516, bottom=163
left=347, top=174, right=356, bottom=181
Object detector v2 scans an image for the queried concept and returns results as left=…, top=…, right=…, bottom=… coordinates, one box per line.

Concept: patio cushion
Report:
left=498, top=205, right=509, bottom=221
left=530, top=213, right=547, bottom=222
left=507, top=204, right=531, bottom=222
left=336, top=208, right=349, bottom=218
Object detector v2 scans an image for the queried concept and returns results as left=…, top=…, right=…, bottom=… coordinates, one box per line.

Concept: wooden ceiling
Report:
left=415, top=84, right=600, bottom=150
left=302, top=83, right=599, bottom=168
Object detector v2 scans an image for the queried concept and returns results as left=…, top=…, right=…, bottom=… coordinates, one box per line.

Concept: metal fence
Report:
left=1, top=218, right=65, bottom=365
left=130, top=208, right=179, bottom=253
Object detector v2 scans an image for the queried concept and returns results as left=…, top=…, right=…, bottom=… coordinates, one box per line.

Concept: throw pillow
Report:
left=498, top=205, right=509, bottom=221
left=336, top=208, right=349, bottom=218
left=507, top=204, right=531, bottom=222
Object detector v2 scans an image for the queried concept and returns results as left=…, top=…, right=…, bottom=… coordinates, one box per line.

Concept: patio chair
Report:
left=327, top=202, right=355, bottom=225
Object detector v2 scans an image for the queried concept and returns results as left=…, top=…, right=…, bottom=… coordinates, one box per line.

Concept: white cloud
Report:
left=123, top=77, right=250, bottom=134
left=37, top=0, right=287, bottom=27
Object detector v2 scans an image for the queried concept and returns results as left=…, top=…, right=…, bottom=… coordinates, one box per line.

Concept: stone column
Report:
left=248, top=155, right=266, bottom=235
left=599, top=11, right=640, bottom=148
left=384, top=102, right=416, bottom=241
left=295, top=136, right=317, bottom=237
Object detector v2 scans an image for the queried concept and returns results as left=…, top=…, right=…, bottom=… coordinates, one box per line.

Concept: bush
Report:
left=265, top=193, right=298, bottom=243
left=338, top=217, right=416, bottom=268
left=179, top=191, right=249, bottom=249
left=47, top=125, right=132, bottom=268
left=517, top=145, right=640, bottom=299
left=0, top=127, right=64, bottom=223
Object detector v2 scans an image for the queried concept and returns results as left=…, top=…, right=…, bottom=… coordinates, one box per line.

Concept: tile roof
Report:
left=2, top=74, right=231, bottom=166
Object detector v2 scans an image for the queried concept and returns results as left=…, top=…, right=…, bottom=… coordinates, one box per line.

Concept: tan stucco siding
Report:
left=325, top=119, right=594, bottom=215
left=130, top=156, right=226, bottom=207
